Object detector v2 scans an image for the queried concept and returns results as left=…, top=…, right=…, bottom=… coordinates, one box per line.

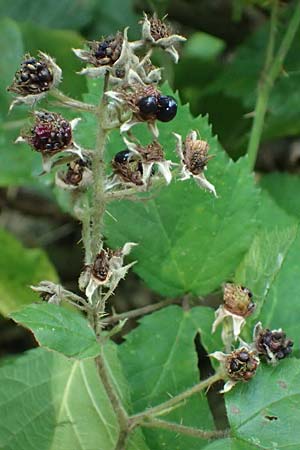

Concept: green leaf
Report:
left=234, top=190, right=300, bottom=346
left=11, top=303, right=100, bottom=359
left=260, top=173, right=300, bottom=220
left=0, top=0, right=95, bottom=30
left=258, top=228, right=300, bottom=343
left=87, top=0, right=139, bottom=38
left=205, top=7, right=300, bottom=140
left=226, top=359, right=300, bottom=449
left=104, top=86, right=259, bottom=297
left=0, top=346, right=149, bottom=450
left=202, top=438, right=258, bottom=449
left=119, top=305, right=216, bottom=450
left=183, top=32, right=225, bottom=60
left=0, top=18, right=23, bottom=116
left=0, top=228, right=58, bottom=316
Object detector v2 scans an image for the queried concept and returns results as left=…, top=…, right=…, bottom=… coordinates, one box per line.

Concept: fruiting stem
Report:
left=103, top=297, right=178, bottom=325
left=95, top=350, right=130, bottom=450
left=129, top=371, right=223, bottom=425
left=50, top=88, right=97, bottom=113
left=247, top=0, right=300, bottom=169
left=140, top=418, right=229, bottom=440
left=90, top=72, right=110, bottom=262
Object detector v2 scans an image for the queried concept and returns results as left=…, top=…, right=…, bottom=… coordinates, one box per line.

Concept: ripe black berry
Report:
left=137, top=96, right=158, bottom=120
left=114, top=149, right=132, bottom=164
left=156, top=95, right=177, bottom=122
left=95, top=41, right=109, bottom=59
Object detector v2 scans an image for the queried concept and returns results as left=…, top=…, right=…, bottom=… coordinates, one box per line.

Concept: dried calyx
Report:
left=86, top=32, right=124, bottom=67
left=254, top=322, right=293, bottom=364
left=111, top=149, right=144, bottom=187
left=56, top=158, right=93, bottom=190
left=212, top=283, right=255, bottom=340
left=31, top=281, right=63, bottom=306
left=83, top=243, right=137, bottom=301
left=211, top=347, right=260, bottom=393
left=174, top=131, right=217, bottom=196
left=224, top=283, right=255, bottom=317
left=73, top=28, right=138, bottom=81
left=122, top=137, right=173, bottom=185
left=139, top=13, right=186, bottom=63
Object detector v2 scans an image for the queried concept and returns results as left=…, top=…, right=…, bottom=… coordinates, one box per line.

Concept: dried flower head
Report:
left=85, top=243, right=137, bottom=301
left=174, top=131, right=217, bottom=196
left=56, top=158, right=93, bottom=190
left=7, top=52, right=62, bottom=110
left=88, top=32, right=124, bottom=67
left=254, top=322, right=293, bottom=364
left=132, top=52, right=162, bottom=85
left=31, top=281, right=63, bottom=306
left=123, top=137, right=173, bottom=185
left=211, top=346, right=260, bottom=393
left=139, top=13, right=186, bottom=63
left=74, top=29, right=138, bottom=80
left=212, top=283, right=255, bottom=340
left=15, top=111, right=82, bottom=173
left=110, top=149, right=144, bottom=188
left=224, top=283, right=255, bottom=317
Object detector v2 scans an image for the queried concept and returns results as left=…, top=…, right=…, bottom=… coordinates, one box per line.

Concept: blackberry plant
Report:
left=1, top=3, right=300, bottom=450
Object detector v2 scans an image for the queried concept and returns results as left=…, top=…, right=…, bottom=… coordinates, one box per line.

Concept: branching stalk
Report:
left=50, top=88, right=97, bottom=113
left=247, top=1, right=300, bottom=169
left=140, top=418, right=229, bottom=440
left=129, top=372, right=223, bottom=425
left=95, top=350, right=130, bottom=450
left=103, top=297, right=179, bottom=325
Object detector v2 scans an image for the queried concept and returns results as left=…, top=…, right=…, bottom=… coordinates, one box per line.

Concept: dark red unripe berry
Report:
left=156, top=95, right=177, bottom=122
left=137, top=95, right=158, bottom=120
left=30, top=112, right=72, bottom=153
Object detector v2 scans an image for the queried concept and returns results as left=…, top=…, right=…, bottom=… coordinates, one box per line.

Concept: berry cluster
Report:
left=88, top=33, right=123, bottom=67
left=112, top=150, right=144, bottom=186
left=226, top=348, right=259, bottom=382
left=9, top=55, right=53, bottom=95
left=148, top=15, right=171, bottom=41
left=137, top=95, right=177, bottom=122
left=64, top=159, right=87, bottom=186
left=256, top=328, right=293, bottom=362
left=29, top=112, right=72, bottom=154
left=223, top=284, right=256, bottom=318
left=92, top=249, right=112, bottom=283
